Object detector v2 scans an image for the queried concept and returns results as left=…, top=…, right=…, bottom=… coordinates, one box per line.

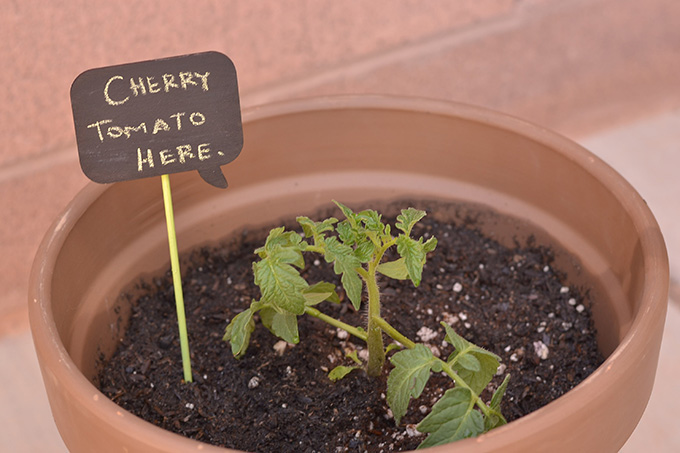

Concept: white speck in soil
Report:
left=543, top=265, right=550, bottom=272
left=248, top=376, right=260, bottom=389
left=576, top=304, right=585, bottom=313
left=568, top=298, right=577, bottom=306
left=442, top=312, right=458, bottom=325
left=496, top=363, right=507, bottom=375
left=358, top=348, right=370, bottom=361
left=405, top=425, right=420, bottom=437
left=185, top=402, right=195, bottom=409
left=560, top=286, right=570, bottom=294
left=336, top=328, right=349, bottom=340
left=417, top=326, right=438, bottom=342
left=452, top=282, right=463, bottom=292
left=533, top=340, right=549, bottom=360
left=273, top=340, right=288, bottom=356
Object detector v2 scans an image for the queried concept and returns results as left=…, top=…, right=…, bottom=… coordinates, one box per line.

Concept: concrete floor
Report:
left=1, top=108, right=679, bottom=452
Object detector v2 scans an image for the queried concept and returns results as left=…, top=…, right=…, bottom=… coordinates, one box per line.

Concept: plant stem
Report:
left=365, top=264, right=385, bottom=377
left=373, top=317, right=416, bottom=349
left=304, top=307, right=368, bottom=342
left=161, top=174, right=192, bottom=383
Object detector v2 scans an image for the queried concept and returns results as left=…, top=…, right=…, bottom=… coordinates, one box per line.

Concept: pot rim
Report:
left=29, top=94, right=669, bottom=452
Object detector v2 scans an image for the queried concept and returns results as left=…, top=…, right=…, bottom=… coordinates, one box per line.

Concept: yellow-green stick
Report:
left=161, top=174, right=193, bottom=383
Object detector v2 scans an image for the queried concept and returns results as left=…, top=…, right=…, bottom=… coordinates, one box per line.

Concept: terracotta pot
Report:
left=29, top=96, right=668, bottom=452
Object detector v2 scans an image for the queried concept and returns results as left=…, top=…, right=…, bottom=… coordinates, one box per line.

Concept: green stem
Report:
left=365, top=264, right=385, bottom=377
left=373, top=317, right=416, bottom=349
left=304, top=307, right=368, bottom=342
left=161, top=174, right=192, bottom=383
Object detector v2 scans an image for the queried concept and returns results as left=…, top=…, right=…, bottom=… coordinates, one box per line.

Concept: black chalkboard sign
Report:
left=71, top=51, right=242, bottom=188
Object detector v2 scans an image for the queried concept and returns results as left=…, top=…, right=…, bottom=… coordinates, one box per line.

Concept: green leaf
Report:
left=335, top=220, right=356, bottom=245
left=387, top=344, right=437, bottom=425
left=296, top=216, right=337, bottom=242
left=357, top=209, right=383, bottom=232
left=328, top=365, right=360, bottom=382
left=333, top=200, right=357, bottom=224
left=456, top=353, right=481, bottom=372
left=417, top=387, right=484, bottom=449
left=442, top=322, right=500, bottom=394
left=223, top=306, right=257, bottom=359
left=256, top=228, right=305, bottom=266
left=346, top=350, right=362, bottom=365
left=490, top=374, right=510, bottom=412
left=323, top=237, right=362, bottom=310
left=303, top=281, right=340, bottom=306
left=383, top=223, right=392, bottom=240
left=271, top=311, right=299, bottom=344
left=395, top=236, right=426, bottom=286
left=253, top=255, right=308, bottom=315
left=385, top=343, right=403, bottom=354
left=260, top=307, right=299, bottom=344
left=377, top=258, right=409, bottom=280
left=341, top=272, right=363, bottom=311
left=354, top=240, right=375, bottom=263
left=485, top=374, right=510, bottom=430
left=423, top=236, right=438, bottom=253
left=396, top=208, right=426, bottom=235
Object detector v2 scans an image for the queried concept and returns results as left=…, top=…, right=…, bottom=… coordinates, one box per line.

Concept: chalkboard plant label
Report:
left=70, top=52, right=244, bottom=383
left=71, top=51, right=242, bottom=188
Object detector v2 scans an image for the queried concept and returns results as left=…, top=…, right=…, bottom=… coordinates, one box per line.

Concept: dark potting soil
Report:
left=97, top=201, right=604, bottom=452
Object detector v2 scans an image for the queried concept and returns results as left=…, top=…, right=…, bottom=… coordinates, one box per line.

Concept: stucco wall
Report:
left=2, top=0, right=680, bottom=325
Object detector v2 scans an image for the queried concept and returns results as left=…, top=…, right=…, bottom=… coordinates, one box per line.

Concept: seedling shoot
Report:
left=225, top=202, right=510, bottom=448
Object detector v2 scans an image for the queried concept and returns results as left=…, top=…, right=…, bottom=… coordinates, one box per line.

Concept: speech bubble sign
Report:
left=71, top=51, right=242, bottom=188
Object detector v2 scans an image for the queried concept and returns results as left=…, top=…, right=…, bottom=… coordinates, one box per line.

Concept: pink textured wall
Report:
left=1, top=0, right=680, bottom=326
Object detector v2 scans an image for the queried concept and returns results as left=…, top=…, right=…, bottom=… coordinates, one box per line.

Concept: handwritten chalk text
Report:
left=137, top=143, right=224, bottom=172
left=104, top=71, right=210, bottom=106
left=87, top=111, right=206, bottom=142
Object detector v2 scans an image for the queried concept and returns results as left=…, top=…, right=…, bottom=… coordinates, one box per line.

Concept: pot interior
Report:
left=74, top=173, right=622, bottom=380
